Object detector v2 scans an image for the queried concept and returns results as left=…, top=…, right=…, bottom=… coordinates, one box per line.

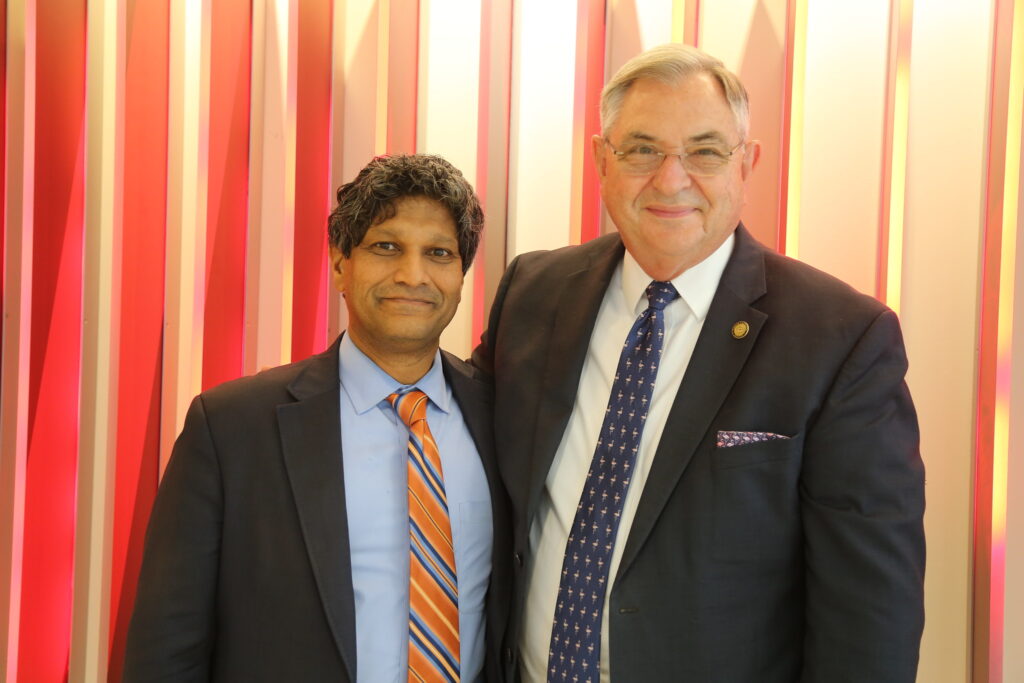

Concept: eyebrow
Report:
left=365, top=227, right=458, bottom=246
left=621, top=130, right=729, bottom=145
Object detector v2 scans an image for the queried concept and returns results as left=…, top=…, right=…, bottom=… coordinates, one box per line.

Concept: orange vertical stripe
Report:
left=974, top=0, right=1021, bottom=680
left=108, top=0, right=170, bottom=679
left=19, top=0, right=87, bottom=678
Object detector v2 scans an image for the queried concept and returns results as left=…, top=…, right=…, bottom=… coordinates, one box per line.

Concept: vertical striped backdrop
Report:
left=1, top=1, right=1022, bottom=681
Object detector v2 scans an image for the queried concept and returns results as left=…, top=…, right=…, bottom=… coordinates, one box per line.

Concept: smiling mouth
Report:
left=646, top=206, right=697, bottom=219
left=380, top=296, right=436, bottom=309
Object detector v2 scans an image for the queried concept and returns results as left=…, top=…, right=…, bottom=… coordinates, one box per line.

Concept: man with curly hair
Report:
left=125, top=154, right=509, bottom=683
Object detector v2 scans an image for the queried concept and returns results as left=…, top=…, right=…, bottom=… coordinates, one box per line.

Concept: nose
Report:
left=393, top=251, right=429, bottom=285
left=650, top=153, right=694, bottom=196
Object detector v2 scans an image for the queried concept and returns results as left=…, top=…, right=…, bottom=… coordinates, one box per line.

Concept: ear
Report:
left=591, top=134, right=608, bottom=180
left=329, top=246, right=347, bottom=293
left=741, top=139, right=762, bottom=180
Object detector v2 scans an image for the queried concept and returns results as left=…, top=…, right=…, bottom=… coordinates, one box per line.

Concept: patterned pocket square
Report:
left=716, top=430, right=790, bottom=448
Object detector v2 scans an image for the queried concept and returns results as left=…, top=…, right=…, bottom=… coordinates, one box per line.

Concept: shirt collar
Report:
left=621, top=232, right=735, bottom=321
left=338, top=333, right=450, bottom=415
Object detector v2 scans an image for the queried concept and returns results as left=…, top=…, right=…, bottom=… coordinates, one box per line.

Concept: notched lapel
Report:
left=278, top=349, right=357, bottom=680
left=527, top=238, right=623, bottom=525
left=617, top=227, right=769, bottom=579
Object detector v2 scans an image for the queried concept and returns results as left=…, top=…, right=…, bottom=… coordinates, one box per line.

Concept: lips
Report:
left=645, top=205, right=697, bottom=219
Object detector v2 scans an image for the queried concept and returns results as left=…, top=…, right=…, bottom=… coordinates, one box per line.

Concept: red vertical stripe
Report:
left=578, top=1, right=605, bottom=243
left=203, top=1, right=252, bottom=388
left=292, top=0, right=332, bottom=360
left=19, top=0, right=86, bottom=679
left=108, top=2, right=170, bottom=679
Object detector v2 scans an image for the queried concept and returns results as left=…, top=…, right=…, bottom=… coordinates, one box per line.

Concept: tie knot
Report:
left=387, top=389, right=428, bottom=427
left=645, top=281, right=678, bottom=311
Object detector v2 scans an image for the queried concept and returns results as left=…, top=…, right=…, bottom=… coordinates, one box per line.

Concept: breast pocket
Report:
left=712, top=433, right=803, bottom=562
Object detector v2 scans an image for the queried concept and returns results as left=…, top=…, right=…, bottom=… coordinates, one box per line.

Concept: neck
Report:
left=347, top=332, right=438, bottom=385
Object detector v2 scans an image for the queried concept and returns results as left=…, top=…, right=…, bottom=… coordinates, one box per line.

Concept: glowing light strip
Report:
left=879, top=0, right=912, bottom=315
left=671, top=0, right=699, bottom=46
left=0, top=2, right=36, bottom=674
left=782, top=0, right=807, bottom=258
left=569, top=0, right=604, bottom=245
left=71, top=0, right=124, bottom=678
left=989, top=0, right=1023, bottom=679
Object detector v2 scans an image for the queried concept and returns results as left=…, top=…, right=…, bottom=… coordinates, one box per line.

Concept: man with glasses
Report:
left=474, top=44, right=924, bottom=682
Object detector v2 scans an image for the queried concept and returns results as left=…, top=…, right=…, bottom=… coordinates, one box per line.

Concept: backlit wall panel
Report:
left=507, top=0, right=579, bottom=255
left=699, top=0, right=788, bottom=250
left=793, top=1, right=889, bottom=296
left=1, top=2, right=1023, bottom=681
left=901, top=0, right=995, bottom=680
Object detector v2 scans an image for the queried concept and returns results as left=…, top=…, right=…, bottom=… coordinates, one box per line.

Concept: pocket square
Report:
left=717, top=430, right=790, bottom=448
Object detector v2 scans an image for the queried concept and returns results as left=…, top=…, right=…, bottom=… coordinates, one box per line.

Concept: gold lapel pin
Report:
left=731, top=321, right=750, bottom=339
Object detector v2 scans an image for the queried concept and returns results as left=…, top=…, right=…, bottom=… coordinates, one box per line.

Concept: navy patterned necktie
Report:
left=546, top=280, right=679, bottom=683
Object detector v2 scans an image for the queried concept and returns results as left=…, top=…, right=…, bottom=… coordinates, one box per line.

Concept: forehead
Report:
left=611, top=73, right=739, bottom=142
left=367, top=196, right=458, bottom=242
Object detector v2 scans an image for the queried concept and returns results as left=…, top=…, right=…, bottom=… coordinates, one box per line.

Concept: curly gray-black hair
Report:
left=328, top=154, right=484, bottom=273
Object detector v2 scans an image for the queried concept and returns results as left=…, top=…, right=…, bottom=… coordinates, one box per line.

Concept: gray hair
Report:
left=601, top=43, right=750, bottom=139
left=328, top=154, right=484, bottom=273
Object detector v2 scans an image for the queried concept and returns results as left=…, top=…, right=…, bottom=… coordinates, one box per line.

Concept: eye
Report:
left=625, top=144, right=661, bottom=157
left=368, top=241, right=399, bottom=254
left=689, top=146, right=727, bottom=158
left=426, top=247, right=457, bottom=261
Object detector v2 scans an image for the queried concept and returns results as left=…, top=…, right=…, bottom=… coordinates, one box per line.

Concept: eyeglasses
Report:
left=604, top=138, right=747, bottom=176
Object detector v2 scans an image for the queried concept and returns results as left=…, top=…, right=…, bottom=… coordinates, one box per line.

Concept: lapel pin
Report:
left=731, top=321, right=750, bottom=339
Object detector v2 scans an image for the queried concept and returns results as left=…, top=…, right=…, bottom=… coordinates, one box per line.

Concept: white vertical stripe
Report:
left=71, top=0, right=125, bottom=677
left=246, top=0, right=298, bottom=372
left=162, top=0, right=211, bottom=468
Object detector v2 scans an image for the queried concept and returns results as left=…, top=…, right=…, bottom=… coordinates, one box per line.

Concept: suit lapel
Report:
left=277, top=338, right=357, bottom=680
left=526, top=236, right=624, bottom=526
left=616, top=226, right=769, bottom=579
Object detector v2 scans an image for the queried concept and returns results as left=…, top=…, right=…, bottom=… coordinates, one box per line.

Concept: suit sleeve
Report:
left=470, top=252, right=522, bottom=375
left=799, top=309, right=925, bottom=683
left=122, top=395, right=223, bottom=682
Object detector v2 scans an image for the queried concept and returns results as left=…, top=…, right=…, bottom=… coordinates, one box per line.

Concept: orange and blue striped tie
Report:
left=388, top=389, right=460, bottom=683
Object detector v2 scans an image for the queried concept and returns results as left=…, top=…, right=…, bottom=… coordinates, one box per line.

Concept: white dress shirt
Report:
left=519, top=234, right=734, bottom=682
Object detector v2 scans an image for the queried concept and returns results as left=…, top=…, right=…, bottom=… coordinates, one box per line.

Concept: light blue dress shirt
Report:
left=337, top=334, right=493, bottom=682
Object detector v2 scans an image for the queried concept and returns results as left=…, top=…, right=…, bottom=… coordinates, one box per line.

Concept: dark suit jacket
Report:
left=472, top=226, right=925, bottom=682
left=124, top=336, right=511, bottom=682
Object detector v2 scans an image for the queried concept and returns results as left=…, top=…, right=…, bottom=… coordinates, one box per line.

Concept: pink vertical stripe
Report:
left=292, top=0, right=332, bottom=360
left=386, top=0, right=419, bottom=155
left=108, top=1, right=170, bottom=679
left=472, top=0, right=512, bottom=344
left=578, top=0, right=605, bottom=244
left=203, top=0, right=251, bottom=388
left=19, top=0, right=86, bottom=678
left=974, top=1, right=1018, bottom=680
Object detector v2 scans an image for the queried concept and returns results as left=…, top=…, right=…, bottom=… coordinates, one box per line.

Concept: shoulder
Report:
left=441, top=350, right=491, bottom=385
left=508, top=233, right=623, bottom=280
left=197, top=344, right=338, bottom=417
